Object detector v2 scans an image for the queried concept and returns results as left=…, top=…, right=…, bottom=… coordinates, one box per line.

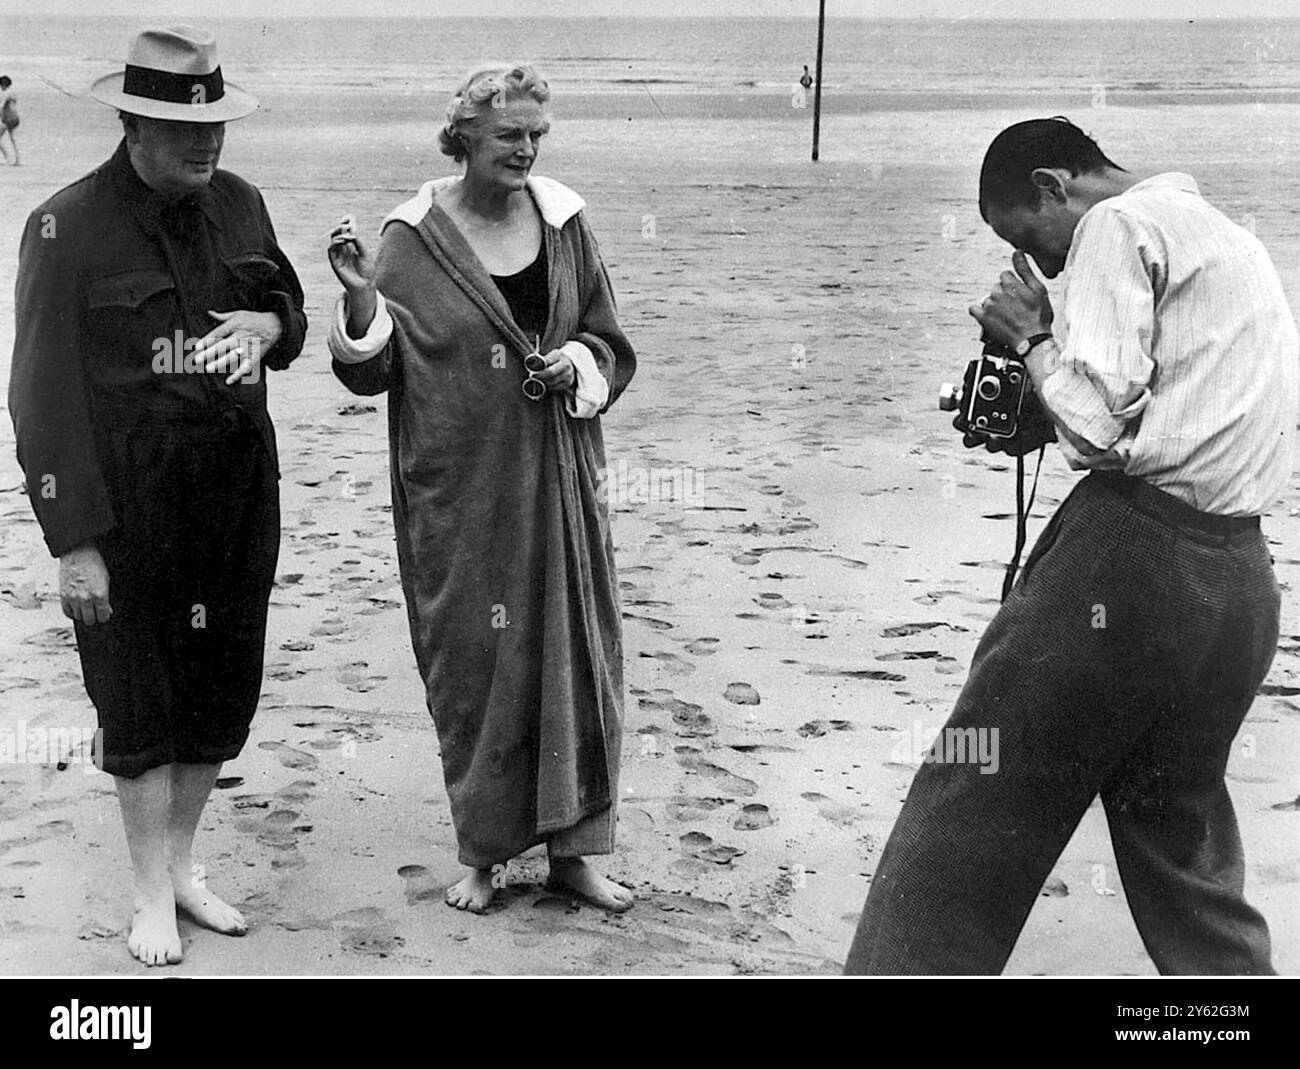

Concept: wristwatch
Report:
left=1015, top=332, right=1055, bottom=357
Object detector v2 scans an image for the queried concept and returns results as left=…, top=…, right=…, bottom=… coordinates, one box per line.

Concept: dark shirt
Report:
left=8, top=139, right=307, bottom=557
left=491, top=242, right=549, bottom=343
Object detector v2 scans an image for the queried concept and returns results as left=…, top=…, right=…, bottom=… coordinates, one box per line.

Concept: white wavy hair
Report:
left=438, top=64, right=551, bottom=163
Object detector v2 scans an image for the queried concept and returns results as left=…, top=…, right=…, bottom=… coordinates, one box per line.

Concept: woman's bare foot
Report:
left=445, top=867, right=496, bottom=913
left=546, top=858, right=634, bottom=912
left=128, top=887, right=183, bottom=967
left=172, top=865, right=247, bottom=935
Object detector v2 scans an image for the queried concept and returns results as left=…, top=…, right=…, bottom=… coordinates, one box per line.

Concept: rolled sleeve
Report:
left=328, top=291, right=394, bottom=364
left=560, top=339, right=609, bottom=419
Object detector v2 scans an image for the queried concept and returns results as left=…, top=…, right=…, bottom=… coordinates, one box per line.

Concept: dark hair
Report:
left=979, top=117, right=1123, bottom=220
left=0, top=76, right=11, bottom=89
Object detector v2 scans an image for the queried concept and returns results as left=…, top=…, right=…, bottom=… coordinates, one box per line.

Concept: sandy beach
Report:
left=1, top=70, right=1298, bottom=975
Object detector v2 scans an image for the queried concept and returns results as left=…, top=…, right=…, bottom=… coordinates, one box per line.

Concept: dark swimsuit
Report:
left=491, top=242, right=549, bottom=341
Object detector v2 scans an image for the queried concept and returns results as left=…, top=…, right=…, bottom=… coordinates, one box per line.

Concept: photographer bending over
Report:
left=845, top=117, right=1297, bottom=975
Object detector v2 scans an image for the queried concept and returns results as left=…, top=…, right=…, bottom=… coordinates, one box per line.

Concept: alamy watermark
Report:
left=890, top=720, right=1000, bottom=774
left=596, top=459, right=709, bottom=508
left=0, top=721, right=102, bottom=774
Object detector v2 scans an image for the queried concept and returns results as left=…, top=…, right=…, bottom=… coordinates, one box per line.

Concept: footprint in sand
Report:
left=880, top=621, right=958, bottom=638
left=801, top=792, right=866, bottom=827
left=679, top=831, right=745, bottom=865
left=723, top=682, right=761, bottom=705
left=665, top=797, right=729, bottom=822
left=637, top=650, right=695, bottom=675
left=912, top=589, right=966, bottom=605
left=637, top=691, right=713, bottom=737
left=330, top=907, right=403, bottom=956
left=1041, top=876, right=1070, bottom=898
left=397, top=864, right=442, bottom=904
left=214, top=776, right=244, bottom=790
left=22, top=626, right=75, bottom=649
left=797, top=719, right=853, bottom=738
left=733, top=803, right=775, bottom=831
left=624, top=613, right=674, bottom=631
left=274, top=780, right=316, bottom=804
left=675, top=748, right=758, bottom=797
left=0, top=677, right=41, bottom=693
left=806, top=665, right=905, bottom=682
left=755, top=592, right=792, bottom=611
left=255, top=809, right=302, bottom=846
left=335, top=662, right=387, bottom=694
left=683, top=637, right=720, bottom=657
left=257, top=741, right=319, bottom=770
left=76, top=920, right=122, bottom=941
left=358, top=596, right=402, bottom=617
left=821, top=553, right=871, bottom=571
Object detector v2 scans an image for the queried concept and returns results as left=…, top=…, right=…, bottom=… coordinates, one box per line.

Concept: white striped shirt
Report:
left=1039, top=172, right=1299, bottom=516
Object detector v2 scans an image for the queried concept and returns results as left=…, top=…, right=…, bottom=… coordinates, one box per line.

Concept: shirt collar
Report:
left=1121, top=172, right=1200, bottom=198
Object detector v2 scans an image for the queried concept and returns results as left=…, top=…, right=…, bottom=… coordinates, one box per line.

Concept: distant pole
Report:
left=812, top=0, right=826, bottom=161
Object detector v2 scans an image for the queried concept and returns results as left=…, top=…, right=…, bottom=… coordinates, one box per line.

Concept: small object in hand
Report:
left=522, top=334, right=546, bottom=402
left=330, top=214, right=357, bottom=246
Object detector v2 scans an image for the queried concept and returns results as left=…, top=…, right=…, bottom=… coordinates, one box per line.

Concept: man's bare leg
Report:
left=546, top=856, right=634, bottom=912
left=445, top=868, right=496, bottom=913
left=167, top=762, right=246, bottom=934
left=115, top=766, right=182, bottom=966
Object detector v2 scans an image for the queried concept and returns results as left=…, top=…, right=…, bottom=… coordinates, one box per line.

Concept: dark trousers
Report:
left=845, top=473, right=1278, bottom=975
left=76, top=406, right=280, bottom=778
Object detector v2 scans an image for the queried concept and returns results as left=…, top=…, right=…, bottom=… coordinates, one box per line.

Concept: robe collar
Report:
left=382, top=173, right=585, bottom=232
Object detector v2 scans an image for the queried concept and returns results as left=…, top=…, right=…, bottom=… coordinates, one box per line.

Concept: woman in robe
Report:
left=326, top=64, right=635, bottom=914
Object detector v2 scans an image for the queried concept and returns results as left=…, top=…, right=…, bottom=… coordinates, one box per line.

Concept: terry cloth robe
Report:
left=330, top=175, right=636, bottom=868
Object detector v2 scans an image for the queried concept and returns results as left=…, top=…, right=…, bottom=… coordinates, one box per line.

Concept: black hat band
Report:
left=122, top=63, right=225, bottom=106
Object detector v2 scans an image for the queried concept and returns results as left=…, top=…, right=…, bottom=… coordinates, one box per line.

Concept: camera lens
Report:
left=977, top=375, right=1001, bottom=401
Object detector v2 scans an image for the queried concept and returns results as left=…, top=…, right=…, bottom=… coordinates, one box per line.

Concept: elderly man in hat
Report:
left=9, top=26, right=306, bottom=966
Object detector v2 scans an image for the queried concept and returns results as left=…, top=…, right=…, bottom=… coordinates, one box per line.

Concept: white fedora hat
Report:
left=90, top=25, right=257, bottom=122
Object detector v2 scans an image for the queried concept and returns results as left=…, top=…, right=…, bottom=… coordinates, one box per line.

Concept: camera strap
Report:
left=1001, top=445, right=1047, bottom=602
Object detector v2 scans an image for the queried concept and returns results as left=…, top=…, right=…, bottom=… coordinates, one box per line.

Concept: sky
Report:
left=4, top=0, right=1299, bottom=18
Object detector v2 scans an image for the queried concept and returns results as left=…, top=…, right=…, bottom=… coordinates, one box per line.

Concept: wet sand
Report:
left=0, top=86, right=1298, bottom=975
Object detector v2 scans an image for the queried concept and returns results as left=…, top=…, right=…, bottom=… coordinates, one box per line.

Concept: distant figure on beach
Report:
left=799, top=65, right=813, bottom=90
left=328, top=64, right=636, bottom=915
left=0, top=76, right=19, bottom=165
left=846, top=117, right=1295, bottom=975
left=9, top=26, right=306, bottom=966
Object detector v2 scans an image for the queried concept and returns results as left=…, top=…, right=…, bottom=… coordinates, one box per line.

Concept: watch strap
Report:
left=1017, top=332, right=1055, bottom=357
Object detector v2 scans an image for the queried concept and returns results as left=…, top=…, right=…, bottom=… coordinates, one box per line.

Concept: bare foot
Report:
left=128, top=888, right=183, bottom=967
left=546, top=858, right=634, bottom=912
left=445, top=868, right=496, bottom=913
left=172, top=865, right=247, bottom=935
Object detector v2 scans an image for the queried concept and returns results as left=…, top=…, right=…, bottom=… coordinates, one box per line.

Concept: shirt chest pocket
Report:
left=222, top=251, right=281, bottom=309
left=85, top=269, right=179, bottom=373
left=86, top=268, right=175, bottom=311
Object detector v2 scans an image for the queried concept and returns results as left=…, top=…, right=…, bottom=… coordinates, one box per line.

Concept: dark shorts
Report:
left=76, top=405, right=280, bottom=778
